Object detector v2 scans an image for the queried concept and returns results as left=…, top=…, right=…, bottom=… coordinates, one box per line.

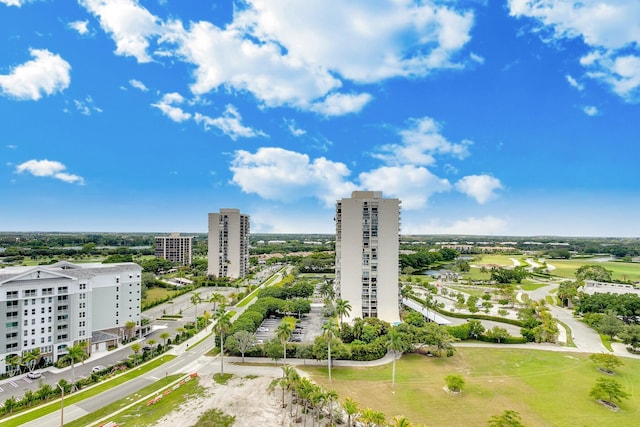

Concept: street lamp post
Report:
left=58, top=383, right=64, bottom=426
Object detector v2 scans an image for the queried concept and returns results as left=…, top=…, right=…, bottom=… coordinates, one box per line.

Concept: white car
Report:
left=91, top=365, right=106, bottom=373
left=26, top=370, right=41, bottom=379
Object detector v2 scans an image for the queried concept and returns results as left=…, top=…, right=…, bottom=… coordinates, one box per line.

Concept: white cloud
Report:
left=163, top=19, right=341, bottom=109
left=129, top=79, right=148, bottom=91
left=566, top=74, right=584, bottom=91
left=284, top=118, right=306, bottom=137
left=410, top=215, right=508, bottom=235
left=234, top=0, right=475, bottom=83
left=194, top=105, right=266, bottom=140
left=15, top=159, right=85, bottom=185
left=583, top=52, right=640, bottom=101
left=68, top=20, right=91, bottom=35
left=0, top=0, right=29, bottom=6
left=373, top=117, right=472, bottom=166
left=79, top=0, right=162, bottom=63
left=151, top=92, right=191, bottom=122
left=455, top=174, right=502, bottom=204
left=358, top=165, right=451, bottom=210
left=80, top=1, right=476, bottom=114
left=0, top=49, right=71, bottom=101
left=310, top=92, right=373, bottom=116
left=582, top=105, right=599, bottom=116
left=230, top=147, right=356, bottom=207
left=509, top=0, right=640, bottom=102
left=73, top=96, right=102, bottom=116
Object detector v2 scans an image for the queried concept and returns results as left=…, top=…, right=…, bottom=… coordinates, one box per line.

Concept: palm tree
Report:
left=22, top=348, right=41, bottom=373
left=335, top=298, right=352, bottom=325
left=343, top=397, right=359, bottom=427
left=386, top=327, right=407, bottom=386
left=60, top=344, right=88, bottom=390
left=391, top=415, right=414, bottom=427
left=124, top=320, right=137, bottom=341
left=146, top=339, right=157, bottom=356
left=213, top=310, right=232, bottom=374
left=209, top=292, right=226, bottom=312
left=322, top=318, right=339, bottom=382
left=359, top=408, right=386, bottom=427
left=131, top=342, right=142, bottom=365
left=202, top=310, right=212, bottom=331
left=5, top=354, right=22, bottom=376
left=160, top=331, right=170, bottom=350
left=282, top=365, right=300, bottom=417
left=191, top=292, right=202, bottom=319
left=276, top=319, right=294, bottom=366
left=324, top=389, right=338, bottom=426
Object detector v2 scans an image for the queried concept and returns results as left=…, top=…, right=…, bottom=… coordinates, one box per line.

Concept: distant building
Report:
left=208, top=209, right=250, bottom=279
left=580, top=280, right=640, bottom=296
left=154, top=233, right=194, bottom=266
left=335, top=191, right=400, bottom=324
left=0, top=261, right=142, bottom=374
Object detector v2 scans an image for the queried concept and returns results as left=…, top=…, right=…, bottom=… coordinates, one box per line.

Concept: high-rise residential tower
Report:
left=208, top=209, right=250, bottom=278
left=335, top=191, right=400, bottom=323
left=154, top=232, right=194, bottom=266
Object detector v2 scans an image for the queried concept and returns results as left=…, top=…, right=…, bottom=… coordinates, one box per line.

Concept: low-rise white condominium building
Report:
left=0, top=261, right=142, bottom=375
left=335, top=191, right=401, bottom=324
left=208, top=209, right=250, bottom=279
left=154, top=232, right=194, bottom=266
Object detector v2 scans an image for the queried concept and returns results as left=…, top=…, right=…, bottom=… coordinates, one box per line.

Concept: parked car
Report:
left=26, top=370, right=41, bottom=379
left=91, top=365, right=106, bottom=373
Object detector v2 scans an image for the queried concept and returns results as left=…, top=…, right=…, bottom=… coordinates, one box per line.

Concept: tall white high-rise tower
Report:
left=208, top=209, right=250, bottom=278
left=335, top=191, right=400, bottom=323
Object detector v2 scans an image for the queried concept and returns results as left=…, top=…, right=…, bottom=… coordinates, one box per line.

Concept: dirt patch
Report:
left=596, top=399, right=620, bottom=412
left=154, top=375, right=295, bottom=426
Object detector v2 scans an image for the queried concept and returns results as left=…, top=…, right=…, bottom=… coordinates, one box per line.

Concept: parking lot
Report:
left=254, top=303, right=326, bottom=344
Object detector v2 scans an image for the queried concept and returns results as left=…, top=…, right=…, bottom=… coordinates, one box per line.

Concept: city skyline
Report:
left=1, top=1, right=639, bottom=237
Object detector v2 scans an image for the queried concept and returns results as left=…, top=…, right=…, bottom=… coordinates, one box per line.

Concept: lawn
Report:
left=303, top=349, right=640, bottom=427
left=548, top=259, right=640, bottom=282
left=144, top=286, right=178, bottom=305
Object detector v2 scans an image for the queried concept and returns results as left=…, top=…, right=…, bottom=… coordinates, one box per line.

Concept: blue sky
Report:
left=1, top=0, right=639, bottom=236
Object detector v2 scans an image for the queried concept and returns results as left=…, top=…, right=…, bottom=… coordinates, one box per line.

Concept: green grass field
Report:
left=144, top=286, right=178, bottom=304
left=304, top=349, right=640, bottom=427
left=548, top=259, right=640, bottom=282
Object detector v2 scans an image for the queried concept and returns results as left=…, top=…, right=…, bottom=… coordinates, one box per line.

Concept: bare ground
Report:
left=154, top=374, right=295, bottom=427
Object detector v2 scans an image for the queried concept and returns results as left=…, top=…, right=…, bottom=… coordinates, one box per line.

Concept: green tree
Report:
left=445, top=374, right=465, bottom=393
left=60, top=344, right=88, bottom=389
left=124, top=320, right=137, bottom=341
left=233, top=330, right=257, bottom=362
left=335, top=298, right=352, bottom=325
left=576, top=265, right=613, bottom=282
left=386, top=327, right=407, bottom=386
left=160, top=331, right=171, bottom=349
left=589, top=377, right=630, bottom=406
left=598, top=311, right=624, bottom=337
left=191, top=292, right=202, bottom=318
left=131, top=342, right=142, bottom=365
left=467, top=320, right=485, bottom=340
left=488, top=410, right=524, bottom=427
left=22, top=348, right=40, bottom=373
left=213, top=310, right=233, bottom=374
left=589, top=353, right=624, bottom=374
left=620, top=324, right=640, bottom=352
left=322, top=318, right=339, bottom=382
left=209, top=292, right=226, bottom=312
left=275, top=318, right=294, bottom=366
left=486, top=326, right=510, bottom=344
left=343, top=397, right=360, bottom=427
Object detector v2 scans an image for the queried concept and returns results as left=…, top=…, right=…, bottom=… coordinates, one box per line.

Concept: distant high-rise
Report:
left=208, top=209, right=250, bottom=278
left=154, top=233, right=193, bottom=266
left=335, top=191, right=400, bottom=323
